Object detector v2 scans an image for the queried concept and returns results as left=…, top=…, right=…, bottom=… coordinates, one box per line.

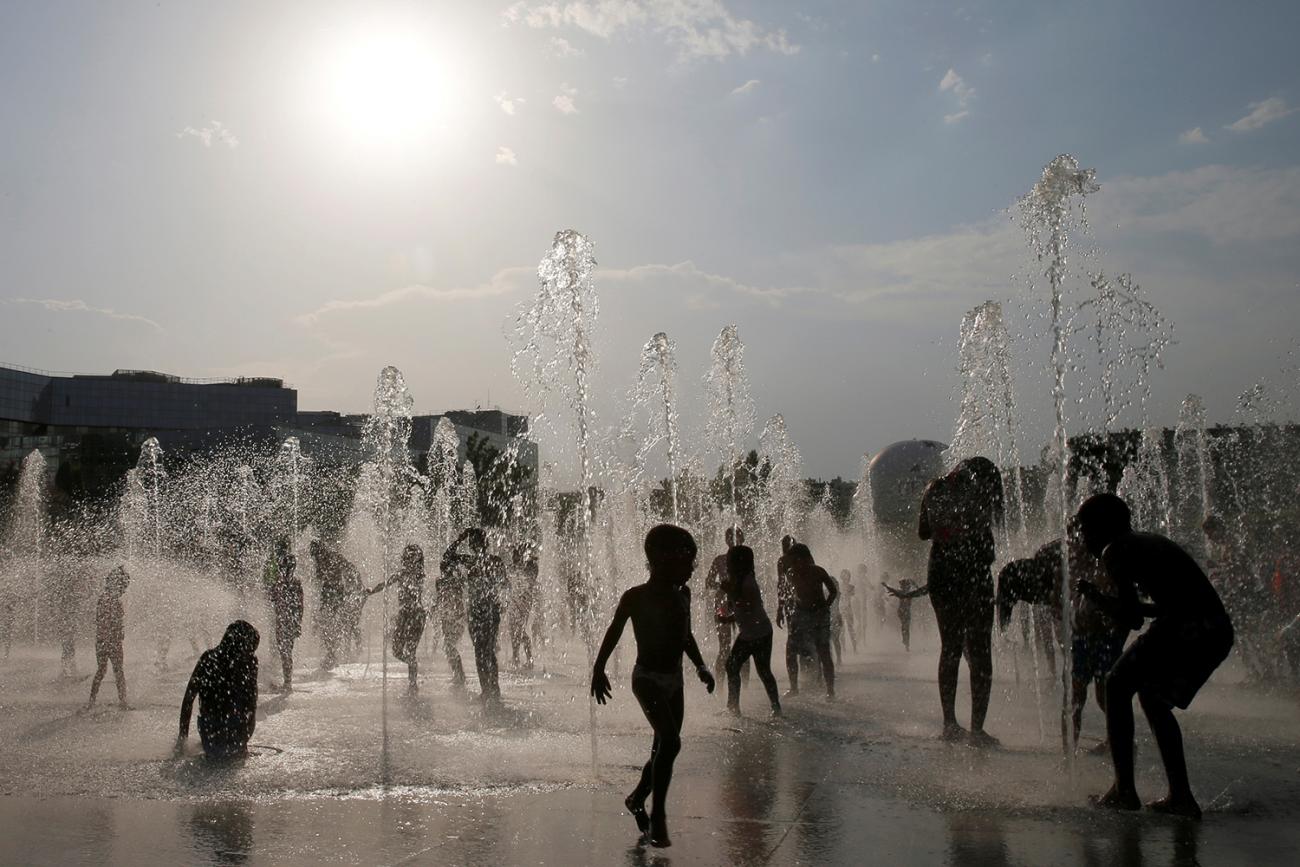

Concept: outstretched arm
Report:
left=885, top=583, right=929, bottom=599
left=591, top=594, right=631, bottom=704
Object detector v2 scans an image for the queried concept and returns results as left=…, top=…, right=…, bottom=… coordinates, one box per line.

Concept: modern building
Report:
left=1, top=363, right=296, bottom=476
left=1, top=361, right=536, bottom=483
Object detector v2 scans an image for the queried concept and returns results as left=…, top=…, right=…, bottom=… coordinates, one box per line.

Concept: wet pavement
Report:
left=2, top=632, right=1299, bottom=865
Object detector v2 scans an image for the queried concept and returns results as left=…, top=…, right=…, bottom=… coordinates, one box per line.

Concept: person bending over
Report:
left=1076, top=493, right=1234, bottom=820
left=591, top=524, right=715, bottom=848
left=996, top=522, right=1126, bottom=752
left=178, top=621, right=260, bottom=760
left=721, top=544, right=782, bottom=716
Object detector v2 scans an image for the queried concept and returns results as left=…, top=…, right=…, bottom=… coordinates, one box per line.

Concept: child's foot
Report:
left=725, top=703, right=741, bottom=716
left=648, top=813, right=671, bottom=848
left=624, top=795, right=650, bottom=835
left=825, top=691, right=835, bottom=702
left=1090, top=784, right=1141, bottom=812
left=1147, top=794, right=1202, bottom=821
left=770, top=704, right=782, bottom=718
left=969, top=729, right=1000, bottom=749
left=941, top=721, right=968, bottom=742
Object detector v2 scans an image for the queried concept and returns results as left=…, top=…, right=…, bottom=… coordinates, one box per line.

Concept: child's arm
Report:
left=591, top=592, right=632, bottom=704
left=176, top=661, right=202, bottom=750
left=821, top=571, right=840, bottom=608
left=684, top=628, right=715, bottom=693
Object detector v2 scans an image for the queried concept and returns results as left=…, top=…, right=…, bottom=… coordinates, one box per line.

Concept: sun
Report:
left=304, top=20, right=462, bottom=156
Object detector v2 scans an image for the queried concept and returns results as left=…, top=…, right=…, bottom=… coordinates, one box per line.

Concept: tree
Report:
left=466, top=432, right=536, bottom=530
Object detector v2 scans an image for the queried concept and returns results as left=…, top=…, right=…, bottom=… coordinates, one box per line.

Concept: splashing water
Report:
left=1019, top=154, right=1098, bottom=758
left=704, top=325, right=755, bottom=534
left=359, top=365, right=416, bottom=783
left=631, top=332, right=682, bottom=524
left=948, top=300, right=1030, bottom=558
left=511, top=229, right=601, bottom=773
left=1174, top=394, right=1212, bottom=549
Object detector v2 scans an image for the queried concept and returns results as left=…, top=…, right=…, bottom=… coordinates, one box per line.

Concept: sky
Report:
left=2, top=0, right=1299, bottom=480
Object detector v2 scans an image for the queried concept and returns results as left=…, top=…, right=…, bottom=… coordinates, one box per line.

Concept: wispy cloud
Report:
left=502, top=1, right=798, bottom=61
left=496, top=146, right=518, bottom=166
left=550, top=36, right=583, bottom=57
left=5, top=298, right=162, bottom=330
left=494, top=91, right=524, bottom=116
left=939, top=69, right=975, bottom=124
left=730, top=79, right=761, bottom=96
left=175, top=120, right=239, bottom=148
left=295, top=268, right=534, bottom=327
left=1179, top=126, right=1209, bottom=144
left=553, top=83, right=579, bottom=115
left=1226, top=97, right=1297, bottom=132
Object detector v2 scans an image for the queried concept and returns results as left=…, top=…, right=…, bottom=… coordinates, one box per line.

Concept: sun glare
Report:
left=305, top=21, right=463, bottom=156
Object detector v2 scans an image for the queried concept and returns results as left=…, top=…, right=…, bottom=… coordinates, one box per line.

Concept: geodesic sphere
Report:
left=869, top=439, right=948, bottom=526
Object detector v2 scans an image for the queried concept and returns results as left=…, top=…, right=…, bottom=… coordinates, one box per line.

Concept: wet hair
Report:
left=402, top=543, right=424, bottom=569
left=787, top=542, right=813, bottom=562
left=220, top=620, right=260, bottom=655
left=461, top=528, right=488, bottom=550
left=727, top=544, right=755, bottom=580
left=644, top=523, right=697, bottom=563
left=781, top=535, right=795, bottom=554
left=725, top=526, right=745, bottom=547
left=1076, top=493, right=1132, bottom=539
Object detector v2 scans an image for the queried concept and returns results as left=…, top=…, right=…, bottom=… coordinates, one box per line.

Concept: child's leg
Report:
left=752, top=633, right=781, bottom=709
left=630, top=677, right=684, bottom=821
left=1139, top=689, right=1194, bottom=805
left=725, top=638, right=750, bottom=709
left=88, top=652, right=109, bottom=704
left=112, top=650, right=127, bottom=704
left=1102, top=657, right=1142, bottom=804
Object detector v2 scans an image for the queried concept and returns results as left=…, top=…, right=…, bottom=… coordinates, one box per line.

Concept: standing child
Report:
left=591, top=524, right=715, bottom=848
left=368, top=544, right=428, bottom=694
left=721, top=544, right=782, bottom=716
left=87, top=566, right=130, bottom=709
left=264, top=539, right=302, bottom=692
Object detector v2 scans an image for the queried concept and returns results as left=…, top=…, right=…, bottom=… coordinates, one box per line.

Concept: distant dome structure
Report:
left=869, top=439, right=948, bottom=526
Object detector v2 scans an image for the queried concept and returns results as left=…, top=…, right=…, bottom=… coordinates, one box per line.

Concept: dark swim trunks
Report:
left=788, top=606, right=831, bottom=656
left=1111, top=615, right=1233, bottom=709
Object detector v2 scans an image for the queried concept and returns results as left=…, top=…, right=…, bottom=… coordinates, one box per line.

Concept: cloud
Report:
left=5, top=298, right=162, bottom=330
left=1179, top=127, right=1209, bottom=145
left=494, top=91, right=524, bottom=116
left=553, top=83, right=579, bottom=114
left=730, top=79, right=761, bottom=96
left=496, top=146, right=518, bottom=166
left=939, top=69, right=975, bottom=124
left=175, top=120, right=239, bottom=148
left=550, top=36, right=583, bottom=57
left=501, top=1, right=798, bottom=61
left=613, top=76, right=629, bottom=89
left=295, top=268, right=534, bottom=327
left=871, top=53, right=880, bottom=63
left=1226, top=97, right=1297, bottom=132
